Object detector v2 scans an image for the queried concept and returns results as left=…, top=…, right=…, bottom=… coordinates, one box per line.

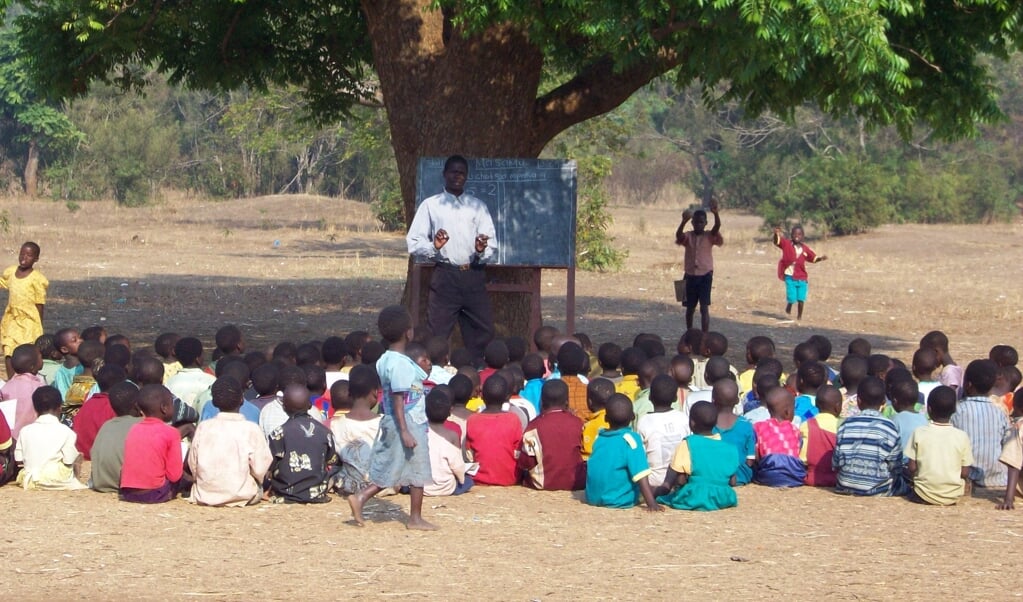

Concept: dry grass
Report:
left=0, top=193, right=1021, bottom=600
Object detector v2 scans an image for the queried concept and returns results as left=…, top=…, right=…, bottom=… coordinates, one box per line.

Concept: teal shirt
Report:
left=657, top=434, right=740, bottom=511
left=585, top=427, right=651, bottom=508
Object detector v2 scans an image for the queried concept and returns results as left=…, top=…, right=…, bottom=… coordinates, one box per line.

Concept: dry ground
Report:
left=0, top=194, right=1021, bottom=600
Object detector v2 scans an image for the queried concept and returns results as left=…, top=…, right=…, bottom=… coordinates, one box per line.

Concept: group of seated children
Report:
left=1, top=312, right=1020, bottom=524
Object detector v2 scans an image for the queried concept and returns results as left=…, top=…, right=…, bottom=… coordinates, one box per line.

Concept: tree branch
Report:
left=532, top=51, right=683, bottom=151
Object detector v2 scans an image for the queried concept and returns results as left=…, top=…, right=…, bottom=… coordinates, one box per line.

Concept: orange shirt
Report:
left=562, top=375, right=591, bottom=422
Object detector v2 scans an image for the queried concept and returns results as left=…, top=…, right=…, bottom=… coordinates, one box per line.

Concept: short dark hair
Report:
left=689, top=401, right=717, bottom=432
left=132, top=355, right=164, bottom=386
left=847, top=337, right=871, bottom=357
left=272, top=341, right=297, bottom=364
left=35, top=333, right=60, bottom=361
left=482, top=374, right=509, bottom=406
left=426, top=336, right=450, bottom=364
left=620, top=347, right=647, bottom=376
left=586, top=378, right=615, bottom=410
left=920, top=330, right=950, bottom=353
left=746, top=336, right=775, bottom=363
left=556, top=342, right=588, bottom=376
left=154, top=332, right=180, bottom=359
left=679, top=329, right=704, bottom=354
left=650, top=374, right=678, bottom=407
left=215, top=324, right=243, bottom=354
left=965, top=359, right=998, bottom=395
left=32, top=385, right=62, bottom=415
left=348, top=364, right=381, bottom=399
left=634, top=333, right=666, bottom=359
left=806, top=335, right=833, bottom=361
left=541, top=379, right=569, bottom=410
left=361, top=340, right=385, bottom=365
left=840, top=354, right=868, bottom=388
left=605, top=394, right=634, bottom=428
left=797, top=361, right=827, bottom=390
left=11, top=343, right=39, bottom=374
left=889, top=378, right=919, bottom=411
left=96, top=364, right=127, bottom=392
left=793, top=341, right=819, bottom=366
left=521, top=353, right=545, bottom=379
left=174, top=337, right=204, bottom=367
left=109, top=381, right=139, bottom=416
left=251, top=363, right=280, bottom=396
left=449, top=347, right=473, bottom=369
left=443, top=154, right=469, bottom=173
left=344, top=331, right=370, bottom=359
left=990, top=344, right=1019, bottom=367
left=81, top=325, right=106, bottom=341
left=867, top=354, right=891, bottom=378
left=330, top=381, right=352, bottom=411
left=103, top=344, right=131, bottom=370
left=295, top=343, right=322, bottom=367
left=857, top=376, right=886, bottom=408
left=448, top=374, right=474, bottom=406
left=483, top=340, right=509, bottom=369
left=278, top=365, right=307, bottom=388
left=304, top=364, right=327, bottom=393
left=425, top=388, right=452, bottom=423
left=321, top=336, right=347, bottom=365
left=22, top=241, right=40, bottom=257
left=78, top=340, right=105, bottom=370
left=212, top=376, right=244, bottom=412
left=533, top=325, right=558, bottom=352
left=927, top=386, right=958, bottom=421
left=597, top=342, right=622, bottom=371
left=704, top=356, right=733, bottom=385
left=505, top=336, right=528, bottom=363
left=702, top=332, right=728, bottom=356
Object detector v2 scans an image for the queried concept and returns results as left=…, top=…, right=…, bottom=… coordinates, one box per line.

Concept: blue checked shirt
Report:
left=833, top=410, right=903, bottom=496
left=951, top=396, right=1013, bottom=487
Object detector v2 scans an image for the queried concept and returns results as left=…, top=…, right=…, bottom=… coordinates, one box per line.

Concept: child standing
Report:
left=348, top=306, right=435, bottom=530
left=517, top=379, right=586, bottom=491
left=0, top=242, right=48, bottom=378
left=585, top=394, right=663, bottom=511
left=773, top=225, right=826, bottom=320
left=188, top=376, right=272, bottom=506
left=330, top=365, right=382, bottom=496
left=800, top=384, right=841, bottom=487
left=636, top=374, right=689, bottom=488
left=119, top=384, right=185, bottom=503
left=675, top=201, right=723, bottom=332
left=655, top=401, right=741, bottom=511
left=833, top=376, right=905, bottom=496
left=425, top=388, right=473, bottom=496
left=465, top=375, right=523, bottom=486
left=14, top=386, right=86, bottom=490
left=905, top=386, right=974, bottom=506
left=752, top=387, right=806, bottom=487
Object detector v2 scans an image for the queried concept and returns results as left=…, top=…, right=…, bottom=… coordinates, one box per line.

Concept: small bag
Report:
left=674, top=277, right=687, bottom=304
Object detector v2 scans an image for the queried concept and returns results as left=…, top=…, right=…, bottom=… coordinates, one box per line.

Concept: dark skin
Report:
left=655, top=420, right=738, bottom=497
left=906, top=413, right=972, bottom=499
left=675, top=200, right=721, bottom=331
left=432, top=162, right=489, bottom=255
left=773, top=226, right=827, bottom=320
left=348, top=328, right=436, bottom=531
left=998, top=405, right=1023, bottom=510
left=5, top=245, right=44, bottom=376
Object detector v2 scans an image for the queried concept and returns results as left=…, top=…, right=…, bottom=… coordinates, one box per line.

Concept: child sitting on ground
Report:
left=14, top=386, right=86, bottom=490
left=72, top=364, right=127, bottom=460
left=582, top=378, right=614, bottom=459
left=800, top=384, right=841, bottom=487
left=2, top=342, right=45, bottom=440
left=558, top=342, right=592, bottom=421
left=993, top=366, right=1021, bottom=416
left=794, top=361, right=827, bottom=423
left=951, top=359, right=1013, bottom=488
left=905, top=386, right=974, bottom=506
left=597, top=342, right=623, bottom=384
left=444, top=374, right=474, bottom=445
left=585, top=394, right=663, bottom=511
left=425, top=336, right=455, bottom=386
left=89, top=382, right=141, bottom=493
left=712, top=379, right=755, bottom=486
left=738, top=336, right=775, bottom=398
left=616, top=347, right=646, bottom=400
left=670, top=354, right=695, bottom=408
left=518, top=379, right=586, bottom=491
left=248, top=363, right=280, bottom=412
left=330, top=365, right=381, bottom=496
left=154, top=332, right=181, bottom=384
left=188, top=376, right=272, bottom=506
left=833, top=376, right=905, bottom=496
left=165, top=337, right=216, bottom=412
left=890, top=377, right=927, bottom=451
left=35, top=333, right=62, bottom=387
left=636, top=374, right=689, bottom=488
left=839, top=353, right=869, bottom=418
left=520, top=353, right=546, bottom=415
left=912, top=347, right=942, bottom=411
left=920, top=330, right=962, bottom=393
left=63, top=339, right=104, bottom=425
left=52, top=328, right=82, bottom=400
left=997, top=389, right=1023, bottom=510
left=480, top=340, right=508, bottom=386
left=0, top=242, right=48, bottom=379
left=425, top=388, right=473, bottom=496
left=466, top=375, right=523, bottom=486
left=119, top=385, right=185, bottom=503
left=322, top=336, right=349, bottom=389
left=752, top=386, right=806, bottom=487
left=655, top=401, right=741, bottom=511
left=268, top=383, right=340, bottom=504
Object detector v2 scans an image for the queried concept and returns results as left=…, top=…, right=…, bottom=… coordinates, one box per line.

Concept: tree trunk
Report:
left=360, top=0, right=679, bottom=340
left=24, top=139, right=40, bottom=197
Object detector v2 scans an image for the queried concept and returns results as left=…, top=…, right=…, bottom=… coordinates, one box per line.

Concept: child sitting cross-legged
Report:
left=2, top=343, right=45, bottom=440
left=466, top=374, right=523, bottom=486
left=331, top=365, right=382, bottom=496
left=119, top=385, right=186, bottom=503
left=187, top=376, right=272, bottom=506
left=752, top=386, right=806, bottom=487
left=585, top=394, right=663, bottom=511
left=582, top=378, right=614, bottom=459
left=72, top=364, right=127, bottom=461
left=14, top=385, right=87, bottom=490
left=655, top=401, right=741, bottom=511
left=636, top=374, right=689, bottom=489
left=833, top=376, right=906, bottom=496
left=424, top=387, right=473, bottom=497
left=89, top=382, right=141, bottom=493
left=712, top=379, right=755, bottom=486
left=517, top=379, right=586, bottom=491
left=800, top=384, right=841, bottom=487
left=268, top=384, right=340, bottom=504
left=905, top=386, right=974, bottom=506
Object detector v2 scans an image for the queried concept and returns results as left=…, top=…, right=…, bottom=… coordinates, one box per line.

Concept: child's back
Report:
left=268, top=384, right=340, bottom=503
left=120, top=385, right=184, bottom=503
left=656, top=401, right=741, bottom=511
left=466, top=376, right=523, bottom=486
left=517, top=380, right=585, bottom=491
left=14, top=386, right=86, bottom=490
left=951, top=359, right=1013, bottom=487
left=636, top=375, right=689, bottom=488
left=586, top=395, right=659, bottom=509
left=833, top=377, right=904, bottom=496
left=799, top=385, right=842, bottom=487
left=89, top=382, right=142, bottom=493
left=905, top=387, right=973, bottom=505
left=752, top=387, right=806, bottom=487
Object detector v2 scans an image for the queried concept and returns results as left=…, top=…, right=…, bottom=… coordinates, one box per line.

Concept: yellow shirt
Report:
left=582, top=409, right=608, bottom=459
left=466, top=396, right=485, bottom=413
left=616, top=375, right=641, bottom=401
left=798, top=413, right=839, bottom=463
left=0, top=266, right=48, bottom=355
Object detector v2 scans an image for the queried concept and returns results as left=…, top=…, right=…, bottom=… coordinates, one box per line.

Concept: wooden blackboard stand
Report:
left=410, top=264, right=576, bottom=344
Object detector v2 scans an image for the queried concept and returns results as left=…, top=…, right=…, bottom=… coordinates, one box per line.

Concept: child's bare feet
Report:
left=348, top=493, right=366, bottom=526
left=406, top=517, right=438, bottom=531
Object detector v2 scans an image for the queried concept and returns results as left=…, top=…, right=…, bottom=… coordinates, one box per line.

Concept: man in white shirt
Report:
left=407, top=155, right=497, bottom=362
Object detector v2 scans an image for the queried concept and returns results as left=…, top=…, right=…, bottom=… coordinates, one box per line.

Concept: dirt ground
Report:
left=0, top=194, right=1021, bottom=600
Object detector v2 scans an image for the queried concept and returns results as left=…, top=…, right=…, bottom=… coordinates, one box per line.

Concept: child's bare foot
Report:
left=348, top=494, right=366, bottom=526
left=406, top=517, right=438, bottom=531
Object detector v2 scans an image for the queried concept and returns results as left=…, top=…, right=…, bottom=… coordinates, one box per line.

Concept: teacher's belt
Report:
left=436, top=262, right=480, bottom=271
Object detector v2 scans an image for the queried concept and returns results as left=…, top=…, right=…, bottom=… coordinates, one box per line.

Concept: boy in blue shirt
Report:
left=585, top=394, right=663, bottom=511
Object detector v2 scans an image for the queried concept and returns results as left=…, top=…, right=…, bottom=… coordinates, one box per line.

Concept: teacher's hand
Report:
left=475, top=234, right=489, bottom=253
left=433, top=229, right=449, bottom=249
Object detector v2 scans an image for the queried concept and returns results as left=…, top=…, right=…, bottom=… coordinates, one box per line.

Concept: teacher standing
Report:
left=406, top=155, right=497, bottom=363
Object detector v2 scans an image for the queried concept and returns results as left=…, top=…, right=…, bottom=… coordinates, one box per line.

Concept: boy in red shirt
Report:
left=120, top=384, right=184, bottom=503
left=466, top=374, right=523, bottom=485
left=517, top=379, right=586, bottom=490
left=773, top=225, right=827, bottom=320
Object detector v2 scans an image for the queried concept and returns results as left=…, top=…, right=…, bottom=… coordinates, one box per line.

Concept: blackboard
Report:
left=415, top=157, right=577, bottom=268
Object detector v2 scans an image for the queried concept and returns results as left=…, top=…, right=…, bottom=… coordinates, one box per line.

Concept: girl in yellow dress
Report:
left=0, top=242, right=48, bottom=378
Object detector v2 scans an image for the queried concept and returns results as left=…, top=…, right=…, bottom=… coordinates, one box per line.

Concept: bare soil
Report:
left=0, top=194, right=1020, bottom=600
